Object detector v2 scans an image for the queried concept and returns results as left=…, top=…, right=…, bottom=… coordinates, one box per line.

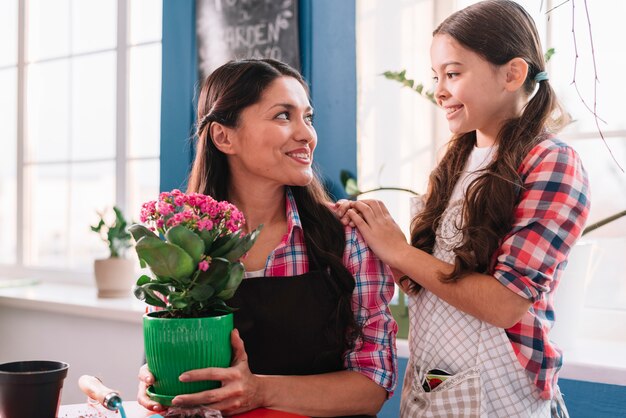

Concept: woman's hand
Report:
left=137, top=364, right=165, bottom=412
left=171, top=329, right=264, bottom=415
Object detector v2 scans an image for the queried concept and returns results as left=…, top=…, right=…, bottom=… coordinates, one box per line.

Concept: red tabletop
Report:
left=58, top=401, right=308, bottom=418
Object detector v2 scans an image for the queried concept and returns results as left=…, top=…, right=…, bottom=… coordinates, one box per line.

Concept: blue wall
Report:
left=160, top=0, right=356, bottom=197
left=160, top=0, right=197, bottom=192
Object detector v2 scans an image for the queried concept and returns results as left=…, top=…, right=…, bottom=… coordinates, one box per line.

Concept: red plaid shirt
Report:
left=493, top=138, right=590, bottom=399
left=253, top=188, right=398, bottom=393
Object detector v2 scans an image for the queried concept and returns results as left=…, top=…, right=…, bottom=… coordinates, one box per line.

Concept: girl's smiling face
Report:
left=430, top=34, right=523, bottom=147
left=225, top=76, right=317, bottom=189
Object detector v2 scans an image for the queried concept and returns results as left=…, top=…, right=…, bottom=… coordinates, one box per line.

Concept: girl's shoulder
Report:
left=519, top=136, right=582, bottom=176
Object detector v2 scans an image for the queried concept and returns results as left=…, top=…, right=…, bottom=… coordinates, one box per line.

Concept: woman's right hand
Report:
left=137, top=364, right=165, bottom=412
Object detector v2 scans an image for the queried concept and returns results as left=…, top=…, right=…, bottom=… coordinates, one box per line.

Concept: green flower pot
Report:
left=143, top=312, right=233, bottom=406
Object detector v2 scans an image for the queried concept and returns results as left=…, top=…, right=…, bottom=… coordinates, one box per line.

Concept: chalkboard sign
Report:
left=196, top=0, right=300, bottom=78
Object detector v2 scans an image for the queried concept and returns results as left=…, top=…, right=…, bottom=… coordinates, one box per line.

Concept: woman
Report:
left=137, top=59, right=397, bottom=418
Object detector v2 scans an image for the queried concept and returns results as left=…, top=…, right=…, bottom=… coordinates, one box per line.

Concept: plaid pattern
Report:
left=402, top=361, right=481, bottom=418
left=492, top=138, right=590, bottom=398
left=255, top=188, right=398, bottom=393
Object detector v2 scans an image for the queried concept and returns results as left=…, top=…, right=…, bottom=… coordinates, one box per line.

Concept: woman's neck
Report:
left=228, top=181, right=287, bottom=233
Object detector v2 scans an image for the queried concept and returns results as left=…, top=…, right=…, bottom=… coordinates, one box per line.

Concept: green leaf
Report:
left=201, top=299, right=235, bottom=315
left=198, top=228, right=220, bottom=253
left=135, top=236, right=195, bottom=281
left=169, top=295, right=188, bottom=309
left=129, top=224, right=159, bottom=242
left=340, top=169, right=356, bottom=189
left=544, top=47, right=555, bottom=63
left=165, top=225, right=205, bottom=263
left=222, top=226, right=263, bottom=262
left=136, top=274, right=152, bottom=286
left=196, top=258, right=231, bottom=295
left=133, top=285, right=167, bottom=308
left=189, top=283, right=215, bottom=301
left=216, top=262, right=245, bottom=300
left=142, top=282, right=172, bottom=295
left=345, top=178, right=360, bottom=196
left=210, top=233, right=243, bottom=257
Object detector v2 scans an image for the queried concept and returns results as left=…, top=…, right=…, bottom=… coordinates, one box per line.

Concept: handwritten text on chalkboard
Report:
left=197, top=0, right=300, bottom=77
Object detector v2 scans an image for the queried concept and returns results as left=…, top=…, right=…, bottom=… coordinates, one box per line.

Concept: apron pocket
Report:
left=402, top=366, right=482, bottom=418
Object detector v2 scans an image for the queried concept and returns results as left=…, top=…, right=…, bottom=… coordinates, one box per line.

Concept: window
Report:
left=0, top=0, right=162, bottom=282
left=357, top=0, right=626, bottom=337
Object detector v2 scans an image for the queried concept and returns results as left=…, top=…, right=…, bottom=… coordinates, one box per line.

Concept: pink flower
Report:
left=198, top=260, right=209, bottom=271
left=197, top=219, right=214, bottom=231
left=157, top=202, right=175, bottom=216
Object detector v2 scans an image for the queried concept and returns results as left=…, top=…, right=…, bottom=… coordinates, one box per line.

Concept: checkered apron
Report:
left=400, top=200, right=567, bottom=417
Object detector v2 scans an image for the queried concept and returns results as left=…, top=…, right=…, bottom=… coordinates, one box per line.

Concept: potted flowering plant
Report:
left=129, top=189, right=261, bottom=406
left=90, top=206, right=135, bottom=298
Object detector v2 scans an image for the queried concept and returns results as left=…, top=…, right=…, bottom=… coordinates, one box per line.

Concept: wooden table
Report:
left=58, top=401, right=308, bottom=418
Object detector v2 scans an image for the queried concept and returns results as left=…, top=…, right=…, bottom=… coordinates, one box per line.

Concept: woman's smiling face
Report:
left=226, top=76, right=317, bottom=188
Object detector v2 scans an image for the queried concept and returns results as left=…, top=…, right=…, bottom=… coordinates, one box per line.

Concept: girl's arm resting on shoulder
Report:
left=344, top=199, right=530, bottom=328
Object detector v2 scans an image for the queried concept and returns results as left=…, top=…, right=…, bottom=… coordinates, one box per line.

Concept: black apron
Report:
left=231, top=261, right=376, bottom=418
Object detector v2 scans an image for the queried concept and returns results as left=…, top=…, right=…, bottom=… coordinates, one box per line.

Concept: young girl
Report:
left=335, top=1, right=589, bottom=416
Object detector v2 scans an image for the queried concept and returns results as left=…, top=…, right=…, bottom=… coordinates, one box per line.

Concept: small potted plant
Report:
left=90, top=206, right=134, bottom=298
left=129, top=189, right=261, bottom=406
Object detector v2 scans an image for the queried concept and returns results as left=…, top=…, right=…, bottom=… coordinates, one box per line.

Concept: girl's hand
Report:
left=345, top=200, right=409, bottom=267
left=171, top=329, right=264, bottom=415
left=327, top=199, right=355, bottom=227
left=137, top=364, right=165, bottom=412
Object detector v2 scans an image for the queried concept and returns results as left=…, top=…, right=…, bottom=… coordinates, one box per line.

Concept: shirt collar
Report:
left=285, top=187, right=303, bottom=239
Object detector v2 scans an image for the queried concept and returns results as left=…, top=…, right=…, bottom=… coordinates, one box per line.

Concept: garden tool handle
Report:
left=78, top=374, right=122, bottom=410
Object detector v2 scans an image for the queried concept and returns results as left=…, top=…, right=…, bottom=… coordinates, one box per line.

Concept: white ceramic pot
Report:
left=93, top=258, right=136, bottom=298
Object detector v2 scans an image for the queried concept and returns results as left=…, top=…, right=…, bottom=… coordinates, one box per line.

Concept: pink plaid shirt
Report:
left=492, top=138, right=590, bottom=399
left=251, top=188, right=398, bottom=393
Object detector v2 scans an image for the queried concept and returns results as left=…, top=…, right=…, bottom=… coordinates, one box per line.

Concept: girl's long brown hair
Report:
left=188, top=59, right=361, bottom=353
left=410, top=0, right=569, bottom=288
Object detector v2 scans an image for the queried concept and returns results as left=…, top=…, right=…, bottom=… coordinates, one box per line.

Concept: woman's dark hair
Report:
left=409, top=0, right=568, bottom=289
left=188, top=59, right=360, bottom=353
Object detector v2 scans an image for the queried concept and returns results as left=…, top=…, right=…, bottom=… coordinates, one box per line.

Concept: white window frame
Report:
left=2, top=0, right=161, bottom=284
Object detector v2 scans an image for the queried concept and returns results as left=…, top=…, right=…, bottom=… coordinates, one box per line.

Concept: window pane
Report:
left=72, top=52, right=116, bottom=160
left=26, top=60, right=70, bottom=162
left=356, top=0, right=437, bottom=244
left=569, top=137, right=626, bottom=239
left=72, top=0, right=116, bottom=54
left=549, top=0, right=626, bottom=132
left=0, top=0, right=18, bottom=67
left=129, top=44, right=162, bottom=158
left=69, top=161, right=116, bottom=270
left=585, top=237, right=626, bottom=311
left=27, top=0, right=70, bottom=62
left=127, top=159, right=160, bottom=222
left=24, top=164, right=69, bottom=268
left=130, top=0, right=163, bottom=44
left=0, top=69, right=17, bottom=263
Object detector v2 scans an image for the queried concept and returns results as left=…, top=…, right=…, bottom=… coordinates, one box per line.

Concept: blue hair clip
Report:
left=534, top=71, right=549, bottom=82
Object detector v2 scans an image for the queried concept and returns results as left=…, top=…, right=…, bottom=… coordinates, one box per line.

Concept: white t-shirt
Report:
left=449, top=145, right=497, bottom=202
